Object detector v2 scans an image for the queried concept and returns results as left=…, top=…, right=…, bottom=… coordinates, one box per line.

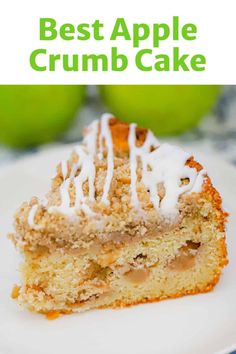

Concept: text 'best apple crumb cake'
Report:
left=10, top=114, right=228, bottom=316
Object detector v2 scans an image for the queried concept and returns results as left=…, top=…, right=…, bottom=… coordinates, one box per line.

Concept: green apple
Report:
left=99, top=85, right=221, bottom=135
left=0, top=85, right=86, bottom=148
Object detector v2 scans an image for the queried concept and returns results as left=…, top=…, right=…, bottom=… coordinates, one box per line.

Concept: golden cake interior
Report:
left=10, top=116, right=228, bottom=314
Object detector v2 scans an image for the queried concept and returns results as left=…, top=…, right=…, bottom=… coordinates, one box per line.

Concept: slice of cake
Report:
left=10, top=114, right=228, bottom=315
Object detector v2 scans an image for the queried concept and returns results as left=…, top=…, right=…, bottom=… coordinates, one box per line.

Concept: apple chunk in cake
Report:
left=10, top=114, right=228, bottom=314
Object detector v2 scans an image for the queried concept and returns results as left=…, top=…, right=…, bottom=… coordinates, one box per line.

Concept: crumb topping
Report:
left=27, top=114, right=205, bottom=231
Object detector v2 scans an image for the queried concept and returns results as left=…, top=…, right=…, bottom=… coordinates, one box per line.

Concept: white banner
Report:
left=0, top=0, right=235, bottom=84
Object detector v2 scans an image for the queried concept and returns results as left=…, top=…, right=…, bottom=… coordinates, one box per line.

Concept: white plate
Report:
left=0, top=145, right=236, bottom=354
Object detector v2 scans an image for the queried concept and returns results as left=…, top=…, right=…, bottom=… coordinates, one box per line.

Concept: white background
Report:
left=0, top=0, right=235, bottom=84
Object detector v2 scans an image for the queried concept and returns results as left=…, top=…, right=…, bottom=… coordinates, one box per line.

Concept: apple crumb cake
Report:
left=10, top=114, right=228, bottom=315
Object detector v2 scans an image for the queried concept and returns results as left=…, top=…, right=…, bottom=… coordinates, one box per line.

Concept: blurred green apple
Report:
left=0, top=85, right=85, bottom=148
left=99, top=85, right=221, bottom=135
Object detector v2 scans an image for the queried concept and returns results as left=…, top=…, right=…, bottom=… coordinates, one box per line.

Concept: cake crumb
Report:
left=45, top=311, right=61, bottom=320
left=11, top=285, right=20, bottom=299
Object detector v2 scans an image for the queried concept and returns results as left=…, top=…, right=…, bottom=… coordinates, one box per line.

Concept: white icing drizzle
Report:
left=128, top=124, right=140, bottom=208
left=49, top=119, right=99, bottom=217
left=61, top=160, right=68, bottom=180
left=128, top=125, right=202, bottom=218
left=28, top=114, right=205, bottom=227
left=27, top=197, right=48, bottom=230
left=190, top=169, right=206, bottom=193
left=28, top=204, right=42, bottom=230
left=99, top=113, right=114, bottom=205
left=128, top=124, right=160, bottom=208
left=48, top=114, right=115, bottom=216
left=58, top=179, right=72, bottom=211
